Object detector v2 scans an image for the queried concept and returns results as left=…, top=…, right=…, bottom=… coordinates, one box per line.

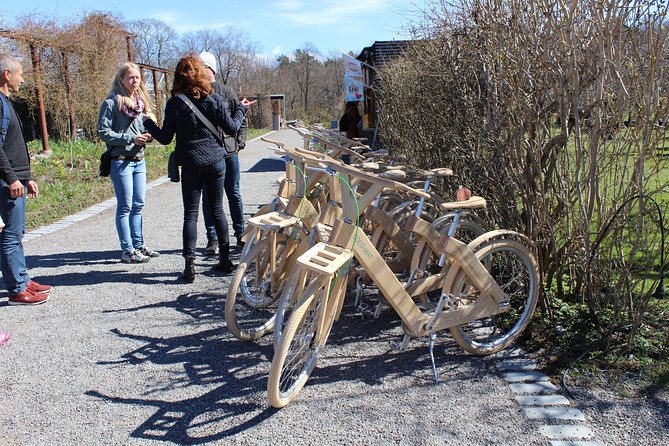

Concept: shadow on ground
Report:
left=246, top=158, right=284, bottom=173
left=86, top=291, right=491, bottom=443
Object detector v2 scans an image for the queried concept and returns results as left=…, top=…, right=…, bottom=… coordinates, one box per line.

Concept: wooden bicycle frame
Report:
left=290, top=156, right=510, bottom=340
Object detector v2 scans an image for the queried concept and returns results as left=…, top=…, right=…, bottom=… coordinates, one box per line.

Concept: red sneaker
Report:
left=8, top=288, right=48, bottom=306
left=27, top=280, right=52, bottom=295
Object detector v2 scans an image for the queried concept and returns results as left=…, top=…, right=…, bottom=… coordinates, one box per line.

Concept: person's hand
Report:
left=26, top=180, right=38, bottom=199
left=241, top=97, right=257, bottom=107
left=8, top=180, right=24, bottom=198
left=134, top=133, right=152, bottom=146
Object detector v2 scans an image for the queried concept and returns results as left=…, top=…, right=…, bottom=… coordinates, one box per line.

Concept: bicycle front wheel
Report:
left=449, top=239, right=539, bottom=355
left=267, top=279, right=332, bottom=408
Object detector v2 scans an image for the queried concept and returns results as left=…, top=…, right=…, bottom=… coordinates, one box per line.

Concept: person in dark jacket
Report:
left=143, top=54, right=253, bottom=282
left=199, top=51, right=248, bottom=254
left=0, top=54, right=52, bottom=305
left=339, top=101, right=362, bottom=139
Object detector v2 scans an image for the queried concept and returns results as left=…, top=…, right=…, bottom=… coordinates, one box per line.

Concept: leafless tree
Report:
left=127, top=18, right=178, bottom=69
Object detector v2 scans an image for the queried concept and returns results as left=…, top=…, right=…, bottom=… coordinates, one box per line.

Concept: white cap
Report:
left=199, top=51, right=217, bottom=74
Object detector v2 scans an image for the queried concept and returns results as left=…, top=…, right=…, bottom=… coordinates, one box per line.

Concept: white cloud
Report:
left=149, top=10, right=234, bottom=34
left=272, top=0, right=386, bottom=26
left=272, top=46, right=283, bottom=56
left=274, top=0, right=304, bottom=10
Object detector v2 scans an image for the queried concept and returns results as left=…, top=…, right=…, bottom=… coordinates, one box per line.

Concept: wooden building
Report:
left=356, top=40, right=412, bottom=132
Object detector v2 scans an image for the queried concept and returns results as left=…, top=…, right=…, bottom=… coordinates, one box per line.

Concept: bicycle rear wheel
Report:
left=449, top=239, right=539, bottom=355
left=267, top=278, right=334, bottom=408
left=225, top=235, right=288, bottom=341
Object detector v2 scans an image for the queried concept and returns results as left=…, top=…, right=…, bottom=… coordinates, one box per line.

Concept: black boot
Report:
left=181, top=258, right=195, bottom=282
left=213, top=243, right=236, bottom=273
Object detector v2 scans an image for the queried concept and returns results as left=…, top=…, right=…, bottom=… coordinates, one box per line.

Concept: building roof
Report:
left=356, top=40, right=413, bottom=66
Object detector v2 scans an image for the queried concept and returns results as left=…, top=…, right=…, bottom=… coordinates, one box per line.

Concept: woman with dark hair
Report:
left=143, top=54, right=252, bottom=282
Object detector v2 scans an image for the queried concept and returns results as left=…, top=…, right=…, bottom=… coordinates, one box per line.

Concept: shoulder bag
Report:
left=177, top=94, right=235, bottom=155
left=100, top=116, right=137, bottom=177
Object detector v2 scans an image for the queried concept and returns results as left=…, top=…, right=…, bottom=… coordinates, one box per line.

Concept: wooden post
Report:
left=151, top=69, right=161, bottom=126
left=61, top=52, right=76, bottom=141
left=29, top=43, right=50, bottom=154
left=125, top=34, right=133, bottom=62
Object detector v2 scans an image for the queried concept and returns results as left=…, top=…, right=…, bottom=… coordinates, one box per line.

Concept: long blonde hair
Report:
left=110, top=62, right=154, bottom=114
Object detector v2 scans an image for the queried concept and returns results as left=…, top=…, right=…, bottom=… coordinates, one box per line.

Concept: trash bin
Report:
left=272, top=113, right=280, bottom=130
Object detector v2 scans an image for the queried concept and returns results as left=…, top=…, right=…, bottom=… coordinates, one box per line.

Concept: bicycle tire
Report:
left=449, top=239, right=539, bottom=355
left=268, top=279, right=333, bottom=408
left=225, top=236, right=286, bottom=341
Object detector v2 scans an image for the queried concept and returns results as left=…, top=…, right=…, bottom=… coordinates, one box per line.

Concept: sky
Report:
left=5, top=0, right=428, bottom=59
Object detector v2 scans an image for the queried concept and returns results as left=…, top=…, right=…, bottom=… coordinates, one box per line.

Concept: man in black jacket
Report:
left=199, top=51, right=248, bottom=253
left=0, top=55, right=52, bottom=305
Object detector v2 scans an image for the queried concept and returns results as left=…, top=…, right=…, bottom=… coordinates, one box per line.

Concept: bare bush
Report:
left=378, top=0, right=669, bottom=350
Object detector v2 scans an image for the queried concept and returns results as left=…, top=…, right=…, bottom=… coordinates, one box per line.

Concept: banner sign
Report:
left=343, top=53, right=363, bottom=79
left=345, top=76, right=365, bottom=102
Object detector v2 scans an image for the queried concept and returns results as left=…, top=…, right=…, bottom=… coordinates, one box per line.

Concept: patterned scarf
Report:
left=120, top=92, right=145, bottom=118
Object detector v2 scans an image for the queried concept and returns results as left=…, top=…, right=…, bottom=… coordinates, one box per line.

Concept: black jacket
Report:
left=0, top=93, right=32, bottom=184
left=213, top=82, right=248, bottom=151
left=144, top=92, right=246, bottom=168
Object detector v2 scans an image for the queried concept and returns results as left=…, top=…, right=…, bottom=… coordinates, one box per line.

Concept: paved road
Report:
left=0, top=129, right=585, bottom=445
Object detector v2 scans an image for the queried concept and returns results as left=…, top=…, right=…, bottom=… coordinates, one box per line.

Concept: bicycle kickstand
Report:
left=425, top=293, right=450, bottom=384
left=429, top=332, right=439, bottom=383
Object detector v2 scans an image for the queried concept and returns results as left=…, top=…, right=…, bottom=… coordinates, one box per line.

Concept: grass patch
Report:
left=26, top=127, right=270, bottom=230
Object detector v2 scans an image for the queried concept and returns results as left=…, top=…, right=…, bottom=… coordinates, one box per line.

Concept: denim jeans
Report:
left=202, top=154, right=244, bottom=240
left=0, top=179, right=30, bottom=295
left=110, top=159, right=146, bottom=253
left=182, top=158, right=228, bottom=259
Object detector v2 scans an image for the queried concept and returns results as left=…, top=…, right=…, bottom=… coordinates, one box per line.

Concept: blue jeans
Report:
left=202, top=154, right=244, bottom=240
left=0, top=180, right=30, bottom=295
left=182, top=158, right=228, bottom=259
left=110, top=159, right=146, bottom=253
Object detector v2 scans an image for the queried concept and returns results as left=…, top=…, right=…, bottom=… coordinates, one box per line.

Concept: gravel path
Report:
left=0, top=129, right=665, bottom=445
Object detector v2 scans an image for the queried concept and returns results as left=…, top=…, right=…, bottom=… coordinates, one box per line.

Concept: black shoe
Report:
left=212, top=259, right=236, bottom=274
left=181, top=259, right=195, bottom=283
left=204, top=239, right=218, bottom=256
left=236, top=236, right=245, bottom=247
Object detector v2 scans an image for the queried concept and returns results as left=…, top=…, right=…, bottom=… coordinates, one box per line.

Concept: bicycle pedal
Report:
left=394, top=334, right=412, bottom=351
left=356, top=302, right=377, bottom=317
left=373, top=302, right=389, bottom=318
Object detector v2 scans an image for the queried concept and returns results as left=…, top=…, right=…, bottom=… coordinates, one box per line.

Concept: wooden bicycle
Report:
left=266, top=153, right=539, bottom=408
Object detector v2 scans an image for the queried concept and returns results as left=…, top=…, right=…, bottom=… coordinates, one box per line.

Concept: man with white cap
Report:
left=198, top=51, right=248, bottom=254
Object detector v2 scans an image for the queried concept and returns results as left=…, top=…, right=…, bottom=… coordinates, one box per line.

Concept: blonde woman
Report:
left=97, top=62, right=159, bottom=263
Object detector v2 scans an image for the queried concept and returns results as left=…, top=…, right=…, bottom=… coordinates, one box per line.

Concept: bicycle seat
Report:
left=364, top=149, right=389, bottom=157
left=356, top=162, right=380, bottom=171
left=440, top=196, right=487, bottom=210
left=405, top=167, right=452, bottom=179
left=430, top=167, right=453, bottom=177
left=379, top=170, right=406, bottom=180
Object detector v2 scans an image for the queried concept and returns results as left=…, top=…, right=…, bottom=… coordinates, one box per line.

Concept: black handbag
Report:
left=99, top=151, right=111, bottom=177
left=167, top=150, right=180, bottom=182
left=100, top=115, right=137, bottom=177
